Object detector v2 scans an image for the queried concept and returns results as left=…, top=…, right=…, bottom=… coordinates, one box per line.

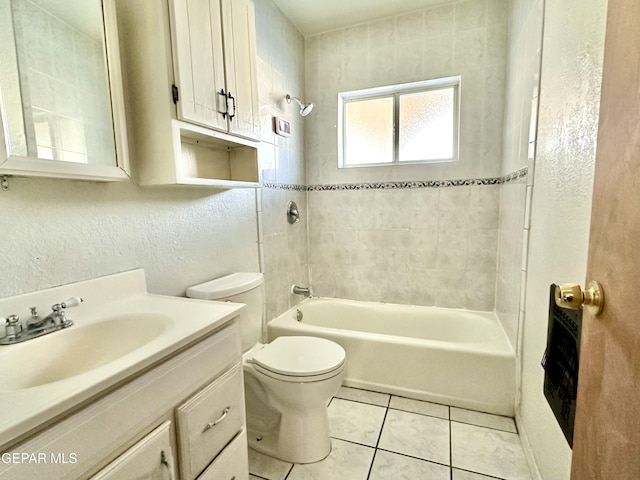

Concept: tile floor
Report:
left=248, top=386, right=532, bottom=480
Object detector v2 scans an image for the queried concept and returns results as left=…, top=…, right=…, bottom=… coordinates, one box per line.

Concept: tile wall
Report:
left=305, top=0, right=509, bottom=185
left=308, top=185, right=500, bottom=309
left=495, top=0, right=544, bottom=348
left=304, top=0, right=509, bottom=311
left=253, top=0, right=309, bottom=321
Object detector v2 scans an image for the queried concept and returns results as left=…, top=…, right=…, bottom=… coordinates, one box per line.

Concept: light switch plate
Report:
left=274, top=117, right=291, bottom=137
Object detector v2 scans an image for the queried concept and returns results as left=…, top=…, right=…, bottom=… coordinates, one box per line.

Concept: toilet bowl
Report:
left=186, top=273, right=346, bottom=464
left=244, top=336, right=345, bottom=463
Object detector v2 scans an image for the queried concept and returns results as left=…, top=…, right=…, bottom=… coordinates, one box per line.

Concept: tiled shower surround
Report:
left=297, top=0, right=513, bottom=316
left=308, top=184, right=500, bottom=310
left=261, top=169, right=526, bottom=314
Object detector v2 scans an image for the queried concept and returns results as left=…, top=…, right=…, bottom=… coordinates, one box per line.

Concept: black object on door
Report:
left=541, top=284, right=582, bottom=448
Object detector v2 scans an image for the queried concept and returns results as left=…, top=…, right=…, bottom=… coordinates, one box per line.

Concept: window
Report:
left=338, top=77, right=460, bottom=168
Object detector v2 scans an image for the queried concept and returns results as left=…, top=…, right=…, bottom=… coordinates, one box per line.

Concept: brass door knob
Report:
left=555, top=281, right=604, bottom=316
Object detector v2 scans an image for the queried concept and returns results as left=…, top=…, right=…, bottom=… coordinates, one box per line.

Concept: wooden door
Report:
left=570, top=0, right=640, bottom=478
left=170, top=0, right=228, bottom=132
left=221, top=0, right=261, bottom=140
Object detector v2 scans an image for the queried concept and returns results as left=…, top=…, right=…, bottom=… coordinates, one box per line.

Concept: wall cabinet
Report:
left=0, top=321, right=248, bottom=480
left=116, top=0, right=260, bottom=187
left=171, top=0, right=260, bottom=140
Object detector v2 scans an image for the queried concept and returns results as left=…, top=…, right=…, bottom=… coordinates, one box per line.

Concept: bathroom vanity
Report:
left=0, top=270, right=249, bottom=480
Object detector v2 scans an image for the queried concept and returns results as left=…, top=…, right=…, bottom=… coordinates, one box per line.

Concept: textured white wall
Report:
left=519, top=0, right=607, bottom=477
left=0, top=0, right=309, bottom=325
left=0, top=177, right=259, bottom=298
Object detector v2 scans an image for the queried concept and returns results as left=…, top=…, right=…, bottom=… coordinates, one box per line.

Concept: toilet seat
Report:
left=250, top=336, right=345, bottom=381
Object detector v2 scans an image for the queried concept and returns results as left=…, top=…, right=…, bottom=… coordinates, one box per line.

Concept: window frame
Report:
left=337, top=76, right=461, bottom=168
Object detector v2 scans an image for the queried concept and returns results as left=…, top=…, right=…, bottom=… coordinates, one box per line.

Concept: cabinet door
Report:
left=221, top=0, right=261, bottom=140
left=170, top=0, right=228, bottom=132
left=91, top=421, right=177, bottom=480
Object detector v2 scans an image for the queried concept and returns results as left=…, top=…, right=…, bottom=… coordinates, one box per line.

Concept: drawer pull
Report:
left=203, top=407, right=230, bottom=432
left=160, top=450, right=173, bottom=479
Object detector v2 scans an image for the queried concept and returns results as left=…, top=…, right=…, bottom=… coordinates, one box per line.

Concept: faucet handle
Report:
left=52, top=297, right=83, bottom=312
left=5, top=315, right=22, bottom=336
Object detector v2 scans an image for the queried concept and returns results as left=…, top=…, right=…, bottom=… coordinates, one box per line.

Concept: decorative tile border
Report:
left=261, top=167, right=528, bottom=191
left=501, top=167, right=528, bottom=184
left=307, top=177, right=501, bottom=191
left=261, top=182, right=307, bottom=191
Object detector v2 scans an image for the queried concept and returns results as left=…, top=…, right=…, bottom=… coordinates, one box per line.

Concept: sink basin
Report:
left=0, top=314, right=172, bottom=390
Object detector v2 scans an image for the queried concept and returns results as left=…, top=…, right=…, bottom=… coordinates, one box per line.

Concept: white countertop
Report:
left=0, top=269, right=244, bottom=447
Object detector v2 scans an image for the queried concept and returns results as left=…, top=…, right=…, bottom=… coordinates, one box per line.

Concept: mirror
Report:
left=0, top=0, right=130, bottom=181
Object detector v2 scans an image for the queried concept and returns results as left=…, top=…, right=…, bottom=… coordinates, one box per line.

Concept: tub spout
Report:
left=291, top=285, right=311, bottom=297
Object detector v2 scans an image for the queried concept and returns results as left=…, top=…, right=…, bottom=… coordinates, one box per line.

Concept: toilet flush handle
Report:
left=202, top=407, right=231, bottom=432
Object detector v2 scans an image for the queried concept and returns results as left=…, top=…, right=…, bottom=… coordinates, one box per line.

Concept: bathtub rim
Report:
left=270, top=296, right=515, bottom=357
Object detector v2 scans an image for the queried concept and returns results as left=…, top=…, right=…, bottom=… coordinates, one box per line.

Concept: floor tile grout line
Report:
left=374, top=446, right=454, bottom=470
left=453, top=466, right=508, bottom=480
left=337, top=389, right=516, bottom=423
left=449, top=406, right=453, bottom=480
left=450, top=418, right=519, bottom=435
left=333, top=395, right=389, bottom=408
left=365, top=400, right=390, bottom=480
left=334, top=396, right=517, bottom=434
left=282, top=459, right=294, bottom=480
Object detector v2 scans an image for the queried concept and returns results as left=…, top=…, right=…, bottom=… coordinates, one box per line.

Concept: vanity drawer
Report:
left=176, top=365, right=245, bottom=480
left=198, top=430, right=249, bottom=480
left=90, top=421, right=177, bottom=480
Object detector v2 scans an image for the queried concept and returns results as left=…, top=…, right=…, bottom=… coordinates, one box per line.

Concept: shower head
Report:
left=286, top=94, right=314, bottom=116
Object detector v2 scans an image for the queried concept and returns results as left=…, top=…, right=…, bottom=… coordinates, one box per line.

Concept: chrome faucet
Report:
left=291, top=285, right=311, bottom=297
left=1, top=297, right=82, bottom=345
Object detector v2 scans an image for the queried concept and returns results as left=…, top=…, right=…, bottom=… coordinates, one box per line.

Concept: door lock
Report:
left=554, top=281, right=604, bottom=316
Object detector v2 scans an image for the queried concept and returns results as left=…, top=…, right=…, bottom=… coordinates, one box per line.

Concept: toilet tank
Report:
left=186, top=273, right=264, bottom=352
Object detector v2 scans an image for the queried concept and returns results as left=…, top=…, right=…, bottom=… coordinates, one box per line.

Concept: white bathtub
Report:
left=268, top=297, right=515, bottom=416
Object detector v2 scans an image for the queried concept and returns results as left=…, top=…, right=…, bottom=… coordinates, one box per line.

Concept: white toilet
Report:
left=187, top=273, right=345, bottom=464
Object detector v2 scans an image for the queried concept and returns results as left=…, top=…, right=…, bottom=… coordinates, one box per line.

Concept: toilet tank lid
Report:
left=186, top=272, right=264, bottom=300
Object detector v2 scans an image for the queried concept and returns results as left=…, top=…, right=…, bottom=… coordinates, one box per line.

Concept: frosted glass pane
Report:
left=399, top=88, right=455, bottom=162
left=344, top=97, right=393, bottom=165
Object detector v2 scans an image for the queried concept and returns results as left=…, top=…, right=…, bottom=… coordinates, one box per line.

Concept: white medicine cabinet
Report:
left=116, top=0, right=260, bottom=188
left=0, top=0, right=131, bottom=182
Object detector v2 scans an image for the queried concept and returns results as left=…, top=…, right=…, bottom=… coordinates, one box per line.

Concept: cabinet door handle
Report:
left=227, top=92, right=236, bottom=121
left=219, top=89, right=229, bottom=118
left=160, top=450, right=173, bottom=480
left=202, top=406, right=230, bottom=432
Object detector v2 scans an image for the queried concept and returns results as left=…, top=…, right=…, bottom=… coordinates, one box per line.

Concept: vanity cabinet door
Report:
left=176, top=365, right=245, bottom=480
left=170, top=0, right=228, bottom=132
left=90, top=421, right=177, bottom=480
